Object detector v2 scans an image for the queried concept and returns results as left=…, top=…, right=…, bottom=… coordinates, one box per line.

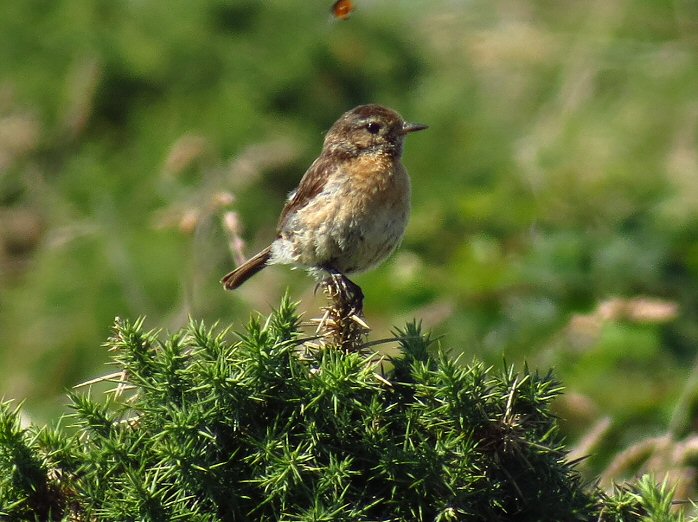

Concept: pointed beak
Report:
left=401, top=121, right=429, bottom=134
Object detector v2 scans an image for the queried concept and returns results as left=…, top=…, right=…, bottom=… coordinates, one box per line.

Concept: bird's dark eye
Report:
left=366, top=122, right=381, bottom=134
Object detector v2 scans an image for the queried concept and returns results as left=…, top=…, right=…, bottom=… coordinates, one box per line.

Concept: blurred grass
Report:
left=1, top=0, right=698, bottom=498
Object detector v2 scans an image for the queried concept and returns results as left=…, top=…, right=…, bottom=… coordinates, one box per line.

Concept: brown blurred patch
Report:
left=566, top=296, right=679, bottom=350
left=600, top=433, right=698, bottom=502
left=0, top=207, right=44, bottom=279
left=61, top=56, right=103, bottom=141
left=161, top=134, right=211, bottom=178
left=0, top=113, right=42, bottom=171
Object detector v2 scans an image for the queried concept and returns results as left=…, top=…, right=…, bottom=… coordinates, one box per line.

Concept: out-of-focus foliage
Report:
left=1, top=0, right=698, bottom=500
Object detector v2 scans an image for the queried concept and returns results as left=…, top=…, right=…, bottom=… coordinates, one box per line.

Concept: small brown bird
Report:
left=221, top=104, right=427, bottom=310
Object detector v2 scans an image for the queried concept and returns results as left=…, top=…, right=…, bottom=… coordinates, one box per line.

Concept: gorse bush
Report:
left=0, top=297, right=687, bottom=520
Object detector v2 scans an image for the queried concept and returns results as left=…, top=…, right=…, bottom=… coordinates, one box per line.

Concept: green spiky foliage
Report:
left=0, top=297, right=689, bottom=521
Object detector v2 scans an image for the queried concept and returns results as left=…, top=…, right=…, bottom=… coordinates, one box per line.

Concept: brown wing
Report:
left=276, top=154, right=336, bottom=233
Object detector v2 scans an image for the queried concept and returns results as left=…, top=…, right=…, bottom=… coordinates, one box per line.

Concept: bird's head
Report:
left=323, top=104, right=427, bottom=159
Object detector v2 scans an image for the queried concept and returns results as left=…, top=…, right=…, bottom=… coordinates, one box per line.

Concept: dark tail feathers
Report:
left=221, top=246, right=272, bottom=290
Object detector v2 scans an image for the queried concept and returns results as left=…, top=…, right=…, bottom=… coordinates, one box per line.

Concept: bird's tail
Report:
left=221, top=246, right=272, bottom=290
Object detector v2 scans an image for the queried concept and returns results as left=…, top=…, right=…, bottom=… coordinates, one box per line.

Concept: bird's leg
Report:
left=322, top=267, right=364, bottom=317
left=341, top=275, right=364, bottom=315
left=317, top=266, right=368, bottom=352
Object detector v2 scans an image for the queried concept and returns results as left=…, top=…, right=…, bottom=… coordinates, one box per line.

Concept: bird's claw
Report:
left=322, top=270, right=364, bottom=317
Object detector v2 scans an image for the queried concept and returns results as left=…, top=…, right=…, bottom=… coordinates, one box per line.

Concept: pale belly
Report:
left=271, top=166, right=411, bottom=275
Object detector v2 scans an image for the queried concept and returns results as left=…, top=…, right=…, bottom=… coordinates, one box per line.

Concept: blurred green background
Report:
left=2, top=0, right=698, bottom=498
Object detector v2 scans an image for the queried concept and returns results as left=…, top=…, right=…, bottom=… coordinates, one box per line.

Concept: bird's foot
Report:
left=322, top=270, right=364, bottom=318
left=318, top=268, right=369, bottom=351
